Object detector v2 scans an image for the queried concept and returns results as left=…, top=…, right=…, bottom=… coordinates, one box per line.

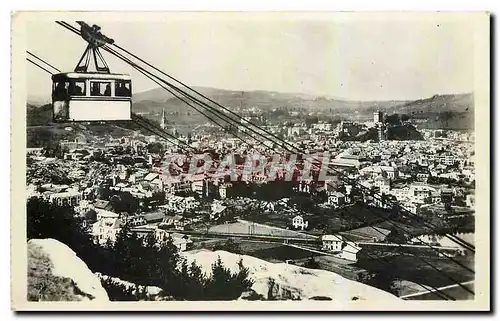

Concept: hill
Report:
left=387, top=93, right=473, bottom=114
left=26, top=90, right=474, bottom=133
left=386, top=94, right=474, bottom=130
left=27, top=104, right=53, bottom=126
left=131, top=86, right=410, bottom=115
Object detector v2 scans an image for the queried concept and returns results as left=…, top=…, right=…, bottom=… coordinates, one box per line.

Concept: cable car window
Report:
left=115, top=81, right=131, bottom=97
left=68, top=81, right=86, bottom=96
left=90, top=81, right=112, bottom=96
left=52, top=81, right=69, bottom=100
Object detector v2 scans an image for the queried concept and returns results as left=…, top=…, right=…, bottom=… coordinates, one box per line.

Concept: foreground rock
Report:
left=27, top=238, right=109, bottom=302
left=183, top=250, right=401, bottom=301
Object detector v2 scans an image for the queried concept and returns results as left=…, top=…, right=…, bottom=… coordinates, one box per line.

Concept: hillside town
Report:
left=26, top=109, right=475, bottom=276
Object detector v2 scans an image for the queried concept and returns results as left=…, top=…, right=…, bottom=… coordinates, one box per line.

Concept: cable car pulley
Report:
left=74, top=21, right=115, bottom=73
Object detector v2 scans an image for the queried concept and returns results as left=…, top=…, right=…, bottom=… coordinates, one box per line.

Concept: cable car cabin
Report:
left=52, top=72, right=132, bottom=122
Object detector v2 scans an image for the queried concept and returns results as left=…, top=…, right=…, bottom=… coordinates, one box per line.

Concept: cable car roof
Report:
left=52, top=72, right=131, bottom=80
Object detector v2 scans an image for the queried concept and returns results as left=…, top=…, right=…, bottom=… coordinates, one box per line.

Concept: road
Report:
left=356, top=242, right=464, bottom=251
left=400, top=280, right=474, bottom=300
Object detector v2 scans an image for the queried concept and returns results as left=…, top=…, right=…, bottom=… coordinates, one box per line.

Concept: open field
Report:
left=356, top=253, right=474, bottom=290
left=242, top=203, right=393, bottom=235
left=241, top=243, right=321, bottom=262
left=208, top=220, right=317, bottom=240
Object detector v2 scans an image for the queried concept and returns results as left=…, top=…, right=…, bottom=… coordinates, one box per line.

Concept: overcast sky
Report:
left=26, top=13, right=475, bottom=101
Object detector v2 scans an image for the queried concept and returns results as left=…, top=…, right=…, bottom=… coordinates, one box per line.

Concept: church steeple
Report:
left=160, top=108, right=166, bottom=130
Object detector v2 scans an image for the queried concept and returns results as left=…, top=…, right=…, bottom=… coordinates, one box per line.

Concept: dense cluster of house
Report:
left=26, top=121, right=475, bottom=256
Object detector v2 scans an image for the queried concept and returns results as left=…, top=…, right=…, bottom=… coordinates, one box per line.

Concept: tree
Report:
left=384, top=114, right=400, bottom=126
left=26, top=197, right=111, bottom=273
left=100, top=277, right=150, bottom=301
left=267, top=278, right=276, bottom=300
left=303, top=257, right=320, bottom=269
left=401, top=114, right=410, bottom=122
left=169, top=259, right=207, bottom=300
left=213, top=239, right=242, bottom=254
left=147, top=142, right=164, bottom=155
left=204, top=257, right=254, bottom=300
left=386, top=226, right=407, bottom=243
left=109, top=192, right=140, bottom=214
left=356, top=271, right=399, bottom=296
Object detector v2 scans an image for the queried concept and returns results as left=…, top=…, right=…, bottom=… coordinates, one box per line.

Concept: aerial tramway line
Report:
left=26, top=20, right=475, bottom=300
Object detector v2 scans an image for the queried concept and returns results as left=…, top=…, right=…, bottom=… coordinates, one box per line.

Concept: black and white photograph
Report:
left=10, top=11, right=490, bottom=311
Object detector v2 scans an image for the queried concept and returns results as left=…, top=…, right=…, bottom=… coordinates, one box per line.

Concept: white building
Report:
left=373, top=111, right=383, bottom=124
left=327, top=192, right=345, bottom=207
left=379, top=166, right=398, bottom=179
left=322, top=234, right=343, bottom=252
left=409, top=185, right=435, bottom=204
left=336, top=242, right=362, bottom=262
left=219, top=183, right=229, bottom=199
left=373, top=176, right=391, bottom=194
left=466, top=194, right=475, bottom=208
left=91, top=209, right=121, bottom=245
left=292, top=215, right=309, bottom=230
left=321, top=234, right=362, bottom=262
left=46, top=189, right=82, bottom=207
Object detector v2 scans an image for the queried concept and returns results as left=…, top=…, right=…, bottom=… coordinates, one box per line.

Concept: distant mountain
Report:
left=385, top=93, right=473, bottom=115
left=132, top=86, right=320, bottom=104
left=132, top=86, right=472, bottom=116
left=131, top=86, right=414, bottom=116
left=27, top=104, right=53, bottom=126
left=386, top=93, right=474, bottom=130
left=26, top=88, right=474, bottom=131
left=27, top=96, right=51, bottom=106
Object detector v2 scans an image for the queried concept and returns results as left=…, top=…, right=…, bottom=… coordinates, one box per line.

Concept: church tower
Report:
left=160, top=108, right=166, bottom=130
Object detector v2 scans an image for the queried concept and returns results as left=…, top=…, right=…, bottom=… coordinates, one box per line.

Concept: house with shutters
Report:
left=291, top=215, right=309, bottom=230
left=327, top=192, right=346, bottom=207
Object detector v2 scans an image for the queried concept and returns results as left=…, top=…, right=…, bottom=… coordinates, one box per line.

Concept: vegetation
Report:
left=170, top=256, right=254, bottom=300
left=212, top=239, right=243, bottom=254
left=386, top=124, right=424, bottom=141
left=302, top=257, right=321, bottom=269
left=384, top=114, right=401, bottom=126
left=356, top=271, right=400, bottom=296
left=27, top=243, right=83, bottom=301
left=27, top=197, right=254, bottom=301
left=99, top=277, right=151, bottom=301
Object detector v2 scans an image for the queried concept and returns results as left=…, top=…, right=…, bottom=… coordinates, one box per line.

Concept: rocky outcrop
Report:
left=182, top=250, right=401, bottom=301
left=27, top=239, right=109, bottom=302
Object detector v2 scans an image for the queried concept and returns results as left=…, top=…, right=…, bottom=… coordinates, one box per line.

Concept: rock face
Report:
left=27, top=238, right=109, bottom=302
left=183, top=250, right=401, bottom=301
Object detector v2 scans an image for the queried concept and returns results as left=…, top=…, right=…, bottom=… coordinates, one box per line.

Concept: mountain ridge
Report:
left=27, top=87, right=474, bottom=130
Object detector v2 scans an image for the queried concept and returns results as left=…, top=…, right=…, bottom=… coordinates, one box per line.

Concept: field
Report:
left=236, top=240, right=320, bottom=262
left=356, top=253, right=474, bottom=291
left=242, top=203, right=393, bottom=236
left=302, top=255, right=366, bottom=280
left=208, top=220, right=317, bottom=240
